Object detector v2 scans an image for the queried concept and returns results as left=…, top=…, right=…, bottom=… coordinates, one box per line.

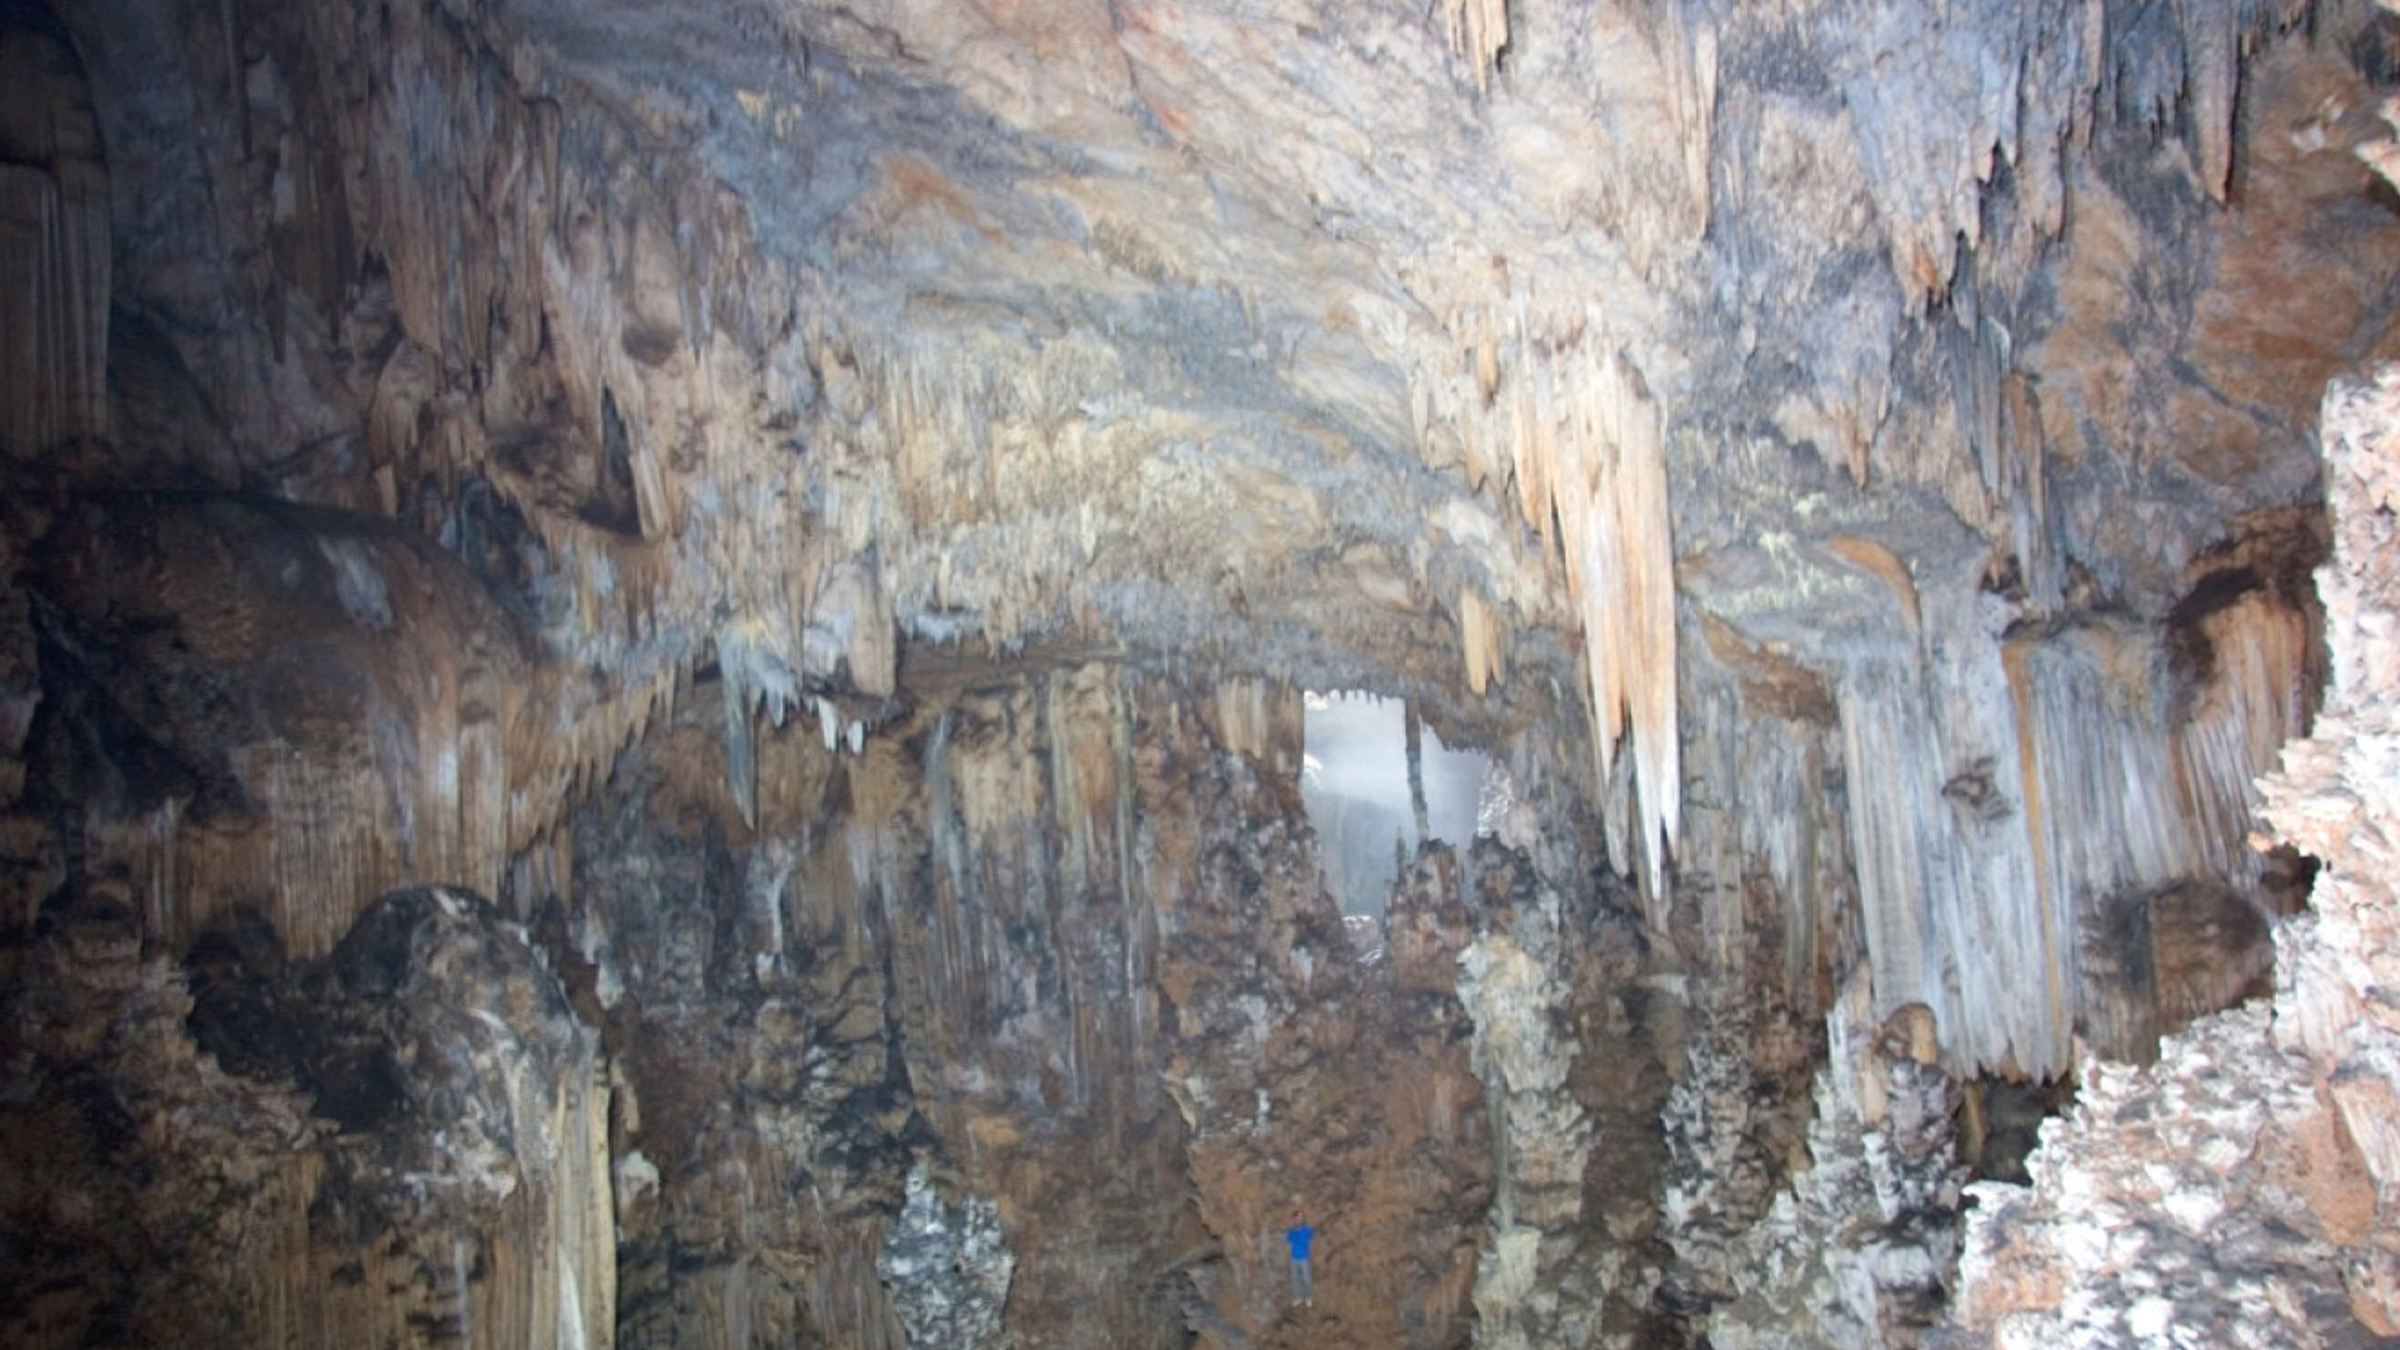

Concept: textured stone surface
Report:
left=1949, top=354, right=2400, bottom=1348
left=1453, top=837, right=1682, bottom=1350
left=879, top=1166, right=1014, bottom=1350
left=3, top=0, right=2399, bottom=1347
left=0, top=883, right=614, bottom=1350
left=1686, top=981, right=1966, bottom=1350
left=548, top=666, right=1506, bottom=1350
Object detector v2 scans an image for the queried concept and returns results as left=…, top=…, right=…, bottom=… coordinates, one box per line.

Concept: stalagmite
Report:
left=1456, top=851, right=1605, bottom=1350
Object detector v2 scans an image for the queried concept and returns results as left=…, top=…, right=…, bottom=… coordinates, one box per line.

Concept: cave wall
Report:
left=1953, top=343, right=2400, bottom=1350
left=4, top=0, right=2400, bottom=1347
left=0, top=881, right=616, bottom=1349
left=4, top=630, right=1587, bottom=1350
left=4, top=0, right=2383, bottom=1065
left=564, top=664, right=1497, bottom=1350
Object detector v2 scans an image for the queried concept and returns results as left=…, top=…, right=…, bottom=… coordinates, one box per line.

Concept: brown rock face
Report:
left=0, top=882, right=614, bottom=1350
left=551, top=667, right=1510, bottom=1350
left=7, top=0, right=2400, bottom=1347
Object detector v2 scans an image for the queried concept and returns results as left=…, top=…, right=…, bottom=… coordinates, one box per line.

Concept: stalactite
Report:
left=721, top=665, right=758, bottom=828
left=1459, top=586, right=1503, bottom=696
left=1821, top=0, right=2302, bottom=319
left=2172, top=588, right=2315, bottom=885
left=1680, top=617, right=1845, bottom=989
left=2009, top=622, right=2196, bottom=1057
left=18, top=494, right=649, bottom=956
left=1418, top=300, right=1679, bottom=899
left=0, top=18, right=109, bottom=458
left=1838, top=585, right=2065, bottom=1078
left=813, top=560, right=897, bottom=699
left=1661, top=5, right=1719, bottom=241
left=1837, top=557, right=2313, bottom=1074
left=551, top=665, right=1218, bottom=1345
left=1440, top=0, right=1508, bottom=93
left=1957, top=361, right=2400, bottom=1349
left=1201, top=677, right=1302, bottom=779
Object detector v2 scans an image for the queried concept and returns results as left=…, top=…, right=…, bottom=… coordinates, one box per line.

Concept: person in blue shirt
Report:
left=1285, top=1209, right=1316, bottom=1306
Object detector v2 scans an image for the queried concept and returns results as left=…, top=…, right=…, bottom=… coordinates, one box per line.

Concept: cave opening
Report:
left=1957, top=1073, right=2078, bottom=1185
left=1298, top=690, right=1496, bottom=920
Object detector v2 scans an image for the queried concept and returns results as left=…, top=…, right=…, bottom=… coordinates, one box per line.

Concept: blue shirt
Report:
left=1286, top=1224, right=1315, bottom=1261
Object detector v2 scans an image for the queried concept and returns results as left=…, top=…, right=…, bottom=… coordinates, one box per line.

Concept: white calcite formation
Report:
left=1458, top=911, right=1600, bottom=1350
left=2262, top=358, right=2400, bottom=1269
left=1451, top=837, right=1686, bottom=1350
left=1956, top=1005, right=2362, bottom=1348
left=1680, top=980, right=1965, bottom=1349
left=878, top=1166, right=1015, bottom=1350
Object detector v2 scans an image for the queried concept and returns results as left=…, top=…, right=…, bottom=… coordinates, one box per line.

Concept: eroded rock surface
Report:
left=0, top=883, right=613, bottom=1350
left=3, top=0, right=2399, bottom=1346
left=1950, top=361, right=2400, bottom=1347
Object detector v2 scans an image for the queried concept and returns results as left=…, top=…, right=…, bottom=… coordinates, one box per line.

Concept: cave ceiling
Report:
left=10, top=0, right=2400, bottom=926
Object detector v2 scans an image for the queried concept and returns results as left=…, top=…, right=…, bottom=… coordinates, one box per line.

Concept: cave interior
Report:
left=6, top=0, right=2400, bottom=1347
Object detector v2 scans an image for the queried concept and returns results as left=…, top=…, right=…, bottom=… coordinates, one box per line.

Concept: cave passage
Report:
left=1300, top=691, right=1495, bottom=917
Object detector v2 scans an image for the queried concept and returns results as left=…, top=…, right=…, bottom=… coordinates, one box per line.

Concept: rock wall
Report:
left=1, top=0, right=2380, bottom=1081
left=1676, top=10, right=2384, bottom=1082
left=0, top=655, right=1536, bottom=1349
left=1949, top=360, right=2400, bottom=1344
left=0, top=883, right=614, bottom=1350
left=1455, top=840, right=1679, bottom=1350
left=538, top=661, right=1529, bottom=1349
left=1680, top=984, right=1966, bottom=1349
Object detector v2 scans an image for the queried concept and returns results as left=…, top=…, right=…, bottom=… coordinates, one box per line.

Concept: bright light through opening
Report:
left=1301, top=691, right=1498, bottom=918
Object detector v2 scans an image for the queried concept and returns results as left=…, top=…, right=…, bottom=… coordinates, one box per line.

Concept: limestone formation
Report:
left=0, top=883, right=613, bottom=1350
left=3, top=0, right=2398, bottom=1346
left=1951, top=339, right=2400, bottom=1350
left=878, top=1167, right=1014, bottom=1350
